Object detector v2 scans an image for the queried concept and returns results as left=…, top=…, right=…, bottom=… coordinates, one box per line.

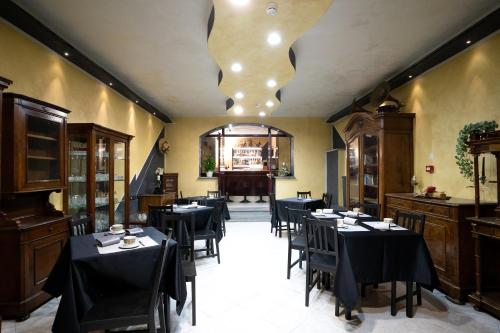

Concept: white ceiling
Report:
left=11, top=0, right=500, bottom=119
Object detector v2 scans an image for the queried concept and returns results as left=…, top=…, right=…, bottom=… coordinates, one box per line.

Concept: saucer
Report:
left=119, top=241, right=139, bottom=249
left=109, top=229, right=126, bottom=235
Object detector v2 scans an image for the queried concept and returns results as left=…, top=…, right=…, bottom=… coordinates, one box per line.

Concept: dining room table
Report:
left=272, top=197, right=325, bottom=228
left=43, top=227, right=187, bottom=333
left=178, top=195, right=231, bottom=220
left=311, top=212, right=439, bottom=319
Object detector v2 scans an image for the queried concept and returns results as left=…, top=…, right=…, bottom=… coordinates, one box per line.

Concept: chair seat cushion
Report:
left=310, top=253, right=337, bottom=271
left=291, top=235, right=305, bottom=248
left=81, top=289, right=150, bottom=324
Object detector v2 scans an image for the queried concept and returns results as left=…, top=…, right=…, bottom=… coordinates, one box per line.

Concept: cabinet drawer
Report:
left=412, top=202, right=450, bottom=217
left=386, top=196, right=412, bottom=209
left=24, top=222, right=68, bottom=242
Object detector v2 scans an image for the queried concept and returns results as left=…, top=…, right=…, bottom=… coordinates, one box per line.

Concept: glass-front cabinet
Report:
left=65, top=123, right=133, bottom=232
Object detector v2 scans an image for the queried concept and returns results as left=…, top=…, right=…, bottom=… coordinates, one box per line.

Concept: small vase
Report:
left=206, top=171, right=213, bottom=178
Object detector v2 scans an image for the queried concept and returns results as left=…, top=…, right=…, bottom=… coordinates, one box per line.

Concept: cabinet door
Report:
left=362, top=134, right=379, bottom=204
left=347, top=137, right=360, bottom=206
left=68, top=134, right=89, bottom=220
left=112, top=141, right=126, bottom=225
left=19, top=107, right=65, bottom=191
left=95, top=135, right=111, bottom=232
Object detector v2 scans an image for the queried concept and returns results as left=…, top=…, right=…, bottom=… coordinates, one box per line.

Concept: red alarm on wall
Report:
left=425, top=165, right=434, bottom=173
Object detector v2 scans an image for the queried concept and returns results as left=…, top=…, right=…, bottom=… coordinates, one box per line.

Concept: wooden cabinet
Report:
left=161, top=173, right=178, bottom=195
left=138, top=193, right=176, bottom=213
left=64, top=123, right=133, bottom=232
left=1, top=94, right=69, bottom=193
left=385, top=193, right=496, bottom=303
left=344, top=111, right=414, bottom=217
left=0, top=91, right=70, bottom=320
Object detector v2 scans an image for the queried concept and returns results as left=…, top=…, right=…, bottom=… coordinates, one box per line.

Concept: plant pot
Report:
left=206, top=171, right=213, bottom=178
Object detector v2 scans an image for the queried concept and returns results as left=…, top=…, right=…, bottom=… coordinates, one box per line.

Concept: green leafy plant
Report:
left=455, top=120, right=497, bottom=182
left=202, top=156, right=216, bottom=172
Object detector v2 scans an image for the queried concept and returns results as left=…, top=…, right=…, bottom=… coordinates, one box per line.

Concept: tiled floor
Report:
left=4, top=221, right=499, bottom=333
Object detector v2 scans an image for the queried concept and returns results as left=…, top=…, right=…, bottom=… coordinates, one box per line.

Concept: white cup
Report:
left=192, top=201, right=198, bottom=206
left=123, top=235, right=136, bottom=246
left=337, top=218, right=345, bottom=227
left=110, top=224, right=124, bottom=233
left=316, top=209, right=323, bottom=213
left=383, top=218, right=394, bottom=224
left=352, top=207, right=360, bottom=214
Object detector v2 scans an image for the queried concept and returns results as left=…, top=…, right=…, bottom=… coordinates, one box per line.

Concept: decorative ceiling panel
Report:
left=208, top=0, right=332, bottom=116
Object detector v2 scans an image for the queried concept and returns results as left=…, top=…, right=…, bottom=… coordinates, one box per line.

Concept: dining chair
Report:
left=304, top=217, right=341, bottom=316
left=207, top=190, right=221, bottom=198
left=193, top=201, right=223, bottom=264
left=297, top=191, right=312, bottom=199
left=321, top=193, right=333, bottom=209
left=68, top=216, right=91, bottom=236
left=79, top=239, right=169, bottom=333
left=285, top=207, right=310, bottom=279
left=147, top=205, right=174, bottom=230
left=391, top=210, right=426, bottom=317
left=353, top=202, right=380, bottom=219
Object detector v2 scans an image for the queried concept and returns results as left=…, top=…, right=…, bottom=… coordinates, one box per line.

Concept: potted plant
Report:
left=203, top=156, right=216, bottom=177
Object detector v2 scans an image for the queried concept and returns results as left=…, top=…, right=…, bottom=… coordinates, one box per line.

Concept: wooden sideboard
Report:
left=385, top=193, right=496, bottom=303
left=138, top=193, right=176, bottom=213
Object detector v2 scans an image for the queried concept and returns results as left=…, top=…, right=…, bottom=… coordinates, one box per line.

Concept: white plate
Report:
left=109, top=229, right=126, bottom=235
left=118, top=241, right=139, bottom=249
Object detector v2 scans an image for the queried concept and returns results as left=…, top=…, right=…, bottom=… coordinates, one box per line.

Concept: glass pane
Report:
left=231, top=138, right=265, bottom=171
left=276, top=136, right=291, bottom=176
left=113, top=142, right=126, bottom=225
left=26, top=115, right=60, bottom=182
left=363, top=134, right=379, bottom=202
left=95, top=136, right=110, bottom=232
left=201, top=136, right=217, bottom=175
left=348, top=137, right=360, bottom=205
left=68, top=135, right=88, bottom=220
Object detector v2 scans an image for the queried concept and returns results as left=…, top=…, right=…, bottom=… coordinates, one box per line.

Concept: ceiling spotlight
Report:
left=266, top=2, right=278, bottom=16
left=265, top=100, right=274, bottom=108
left=231, top=0, right=249, bottom=6
left=259, top=111, right=266, bottom=117
left=466, top=40, right=472, bottom=44
left=231, top=63, right=242, bottom=72
left=267, top=32, right=281, bottom=46
left=408, top=75, right=413, bottom=79
left=267, top=79, right=277, bottom=88
left=109, top=82, right=113, bottom=86
left=64, top=52, right=69, bottom=57
left=234, top=105, right=244, bottom=114
left=153, top=112, right=156, bottom=115
left=235, top=91, right=244, bottom=99
left=135, top=100, right=139, bottom=103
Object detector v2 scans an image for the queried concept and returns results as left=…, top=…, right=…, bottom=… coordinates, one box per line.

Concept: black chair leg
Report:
left=191, top=279, right=196, bottom=326
left=305, top=264, right=310, bottom=307
left=158, top=293, right=166, bottom=333
left=164, top=294, right=170, bottom=333
left=361, top=283, right=366, bottom=297
left=298, top=250, right=303, bottom=269
left=287, top=247, right=292, bottom=279
left=325, top=273, right=331, bottom=290
left=335, top=297, right=340, bottom=317
left=391, top=281, right=397, bottom=316
left=406, top=281, right=413, bottom=318
left=215, top=240, right=220, bottom=264
left=416, top=283, right=422, bottom=305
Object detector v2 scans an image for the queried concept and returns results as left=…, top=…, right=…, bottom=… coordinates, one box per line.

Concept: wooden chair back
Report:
left=69, top=216, right=91, bottom=236
left=353, top=202, right=380, bottom=219
left=304, top=217, right=339, bottom=271
left=297, top=191, right=312, bottom=199
left=395, top=210, right=426, bottom=235
left=322, top=193, right=332, bottom=208
left=149, top=239, right=170, bottom=316
left=286, top=207, right=311, bottom=241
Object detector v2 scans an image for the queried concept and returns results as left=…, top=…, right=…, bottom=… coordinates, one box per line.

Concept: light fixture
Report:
left=109, top=82, right=113, bottom=86
left=266, top=100, right=274, bottom=108
left=266, top=2, right=278, bottom=16
left=466, top=40, right=472, bottom=44
left=408, top=75, right=413, bottom=79
left=231, top=0, right=249, bottom=6
left=153, top=112, right=156, bottom=115
left=259, top=111, right=266, bottom=117
left=64, top=52, right=69, bottom=57
left=231, top=63, right=242, bottom=72
left=234, top=105, right=244, bottom=114
left=235, top=91, right=244, bottom=99
left=267, top=32, right=281, bottom=46
left=267, top=79, right=277, bottom=88
left=135, top=100, right=139, bottom=103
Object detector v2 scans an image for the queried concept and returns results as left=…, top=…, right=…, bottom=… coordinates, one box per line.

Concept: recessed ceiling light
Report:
left=64, top=52, right=69, bottom=57
left=234, top=105, right=244, bottom=114
left=231, top=63, right=242, bottom=72
left=235, top=91, right=244, bottom=99
left=267, top=79, right=277, bottom=88
left=266, top=2, right=278, bottom=16
left=266, top=100, right=274, bottom=108
left=466, top=40, right=472, bottom=44
left=109, top=82, right=113, bottom=86
left=408, top=75, right=413, bottom=79
left=267, top=32, right=281, bottom=46
left=259, top=111, right=266, bottom=117
left=153, top=112, right=156, bottom=115
left=231, top=0, right=249, bottom=6
left=135, top=100, right=139, bottom=103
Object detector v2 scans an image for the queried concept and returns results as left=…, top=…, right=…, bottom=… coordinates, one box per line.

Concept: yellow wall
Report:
left=165, top=117, right=331, bottom=199
left=333, top=33, right=500, bottom=202
left=0, top=20, right=165, bottom=208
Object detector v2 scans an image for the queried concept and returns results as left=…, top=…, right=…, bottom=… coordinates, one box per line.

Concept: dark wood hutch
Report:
left=64, top=123, right=133, bottom=232
left=0, top=92, right=71, bottom=320
left=467, top=130, right=500, bottom=318
left=344, top=111, right=414, bottom=217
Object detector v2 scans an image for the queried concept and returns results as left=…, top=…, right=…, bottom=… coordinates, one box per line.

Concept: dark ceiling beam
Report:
left=0, top=0, right=171, bottom=123
left=327, top=7, right=500, bottom=123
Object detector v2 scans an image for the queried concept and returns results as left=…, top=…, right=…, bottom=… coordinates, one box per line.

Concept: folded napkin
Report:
left=343, top=217, right=358, bottom=225
left=345, top=211, right=359, bottom=217
left=95, top=234, right=120, bottom=247
left=126, top=227, right=143, bottom=235
left=323, top=209, right=333, bottom=214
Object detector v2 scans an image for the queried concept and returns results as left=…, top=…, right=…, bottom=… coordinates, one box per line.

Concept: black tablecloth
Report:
left=43, top=227, right=186, bottom=333
left=272, top=198, right=324, bottom=227
left=178, top=196, right=231, bottom=220
left=332, top=223, right=439, bottom=309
